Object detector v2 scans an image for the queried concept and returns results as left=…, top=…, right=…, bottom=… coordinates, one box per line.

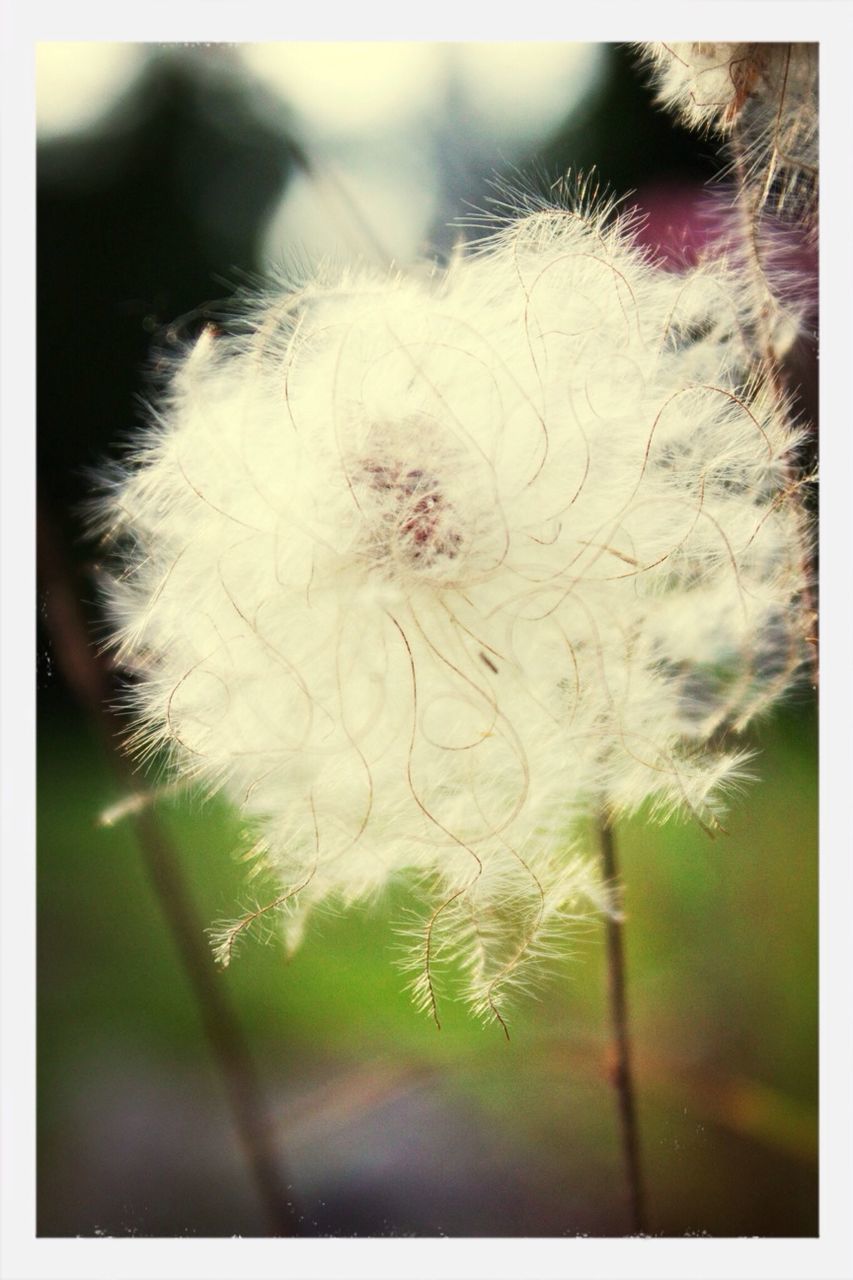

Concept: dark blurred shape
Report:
left=37, top=54, right=294, bottom=536
left=537, top=44, right=718, bottom=197
left=38, top=54, right=296, bottom=719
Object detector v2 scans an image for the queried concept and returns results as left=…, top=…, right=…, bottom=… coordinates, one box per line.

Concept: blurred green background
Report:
left=37, top=43, right=817, bottom=1237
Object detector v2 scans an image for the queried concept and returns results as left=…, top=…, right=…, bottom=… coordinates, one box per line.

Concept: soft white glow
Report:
left=245, top=42, right=608, bottom=272
left=260, top=161, right=438, bottom=269
left=240, top=43, right=443, bottom=136
left=241, top=42, right=605, bottom=150
left=453, top=42, right=606, bottom=144
left=36, top=43, right=147, bottom=139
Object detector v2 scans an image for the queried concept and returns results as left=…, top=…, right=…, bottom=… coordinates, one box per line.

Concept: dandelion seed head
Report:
left=96, top=188, right=809, bottom=1023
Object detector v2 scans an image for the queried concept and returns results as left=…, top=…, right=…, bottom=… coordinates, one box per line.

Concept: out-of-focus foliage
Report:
left=38, top=708, right=816, bottom=1235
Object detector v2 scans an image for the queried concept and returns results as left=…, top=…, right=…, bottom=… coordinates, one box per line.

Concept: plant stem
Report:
left=598, top=812, right=647, bottom=1234
left=38, top=506, right=301, bottom=1237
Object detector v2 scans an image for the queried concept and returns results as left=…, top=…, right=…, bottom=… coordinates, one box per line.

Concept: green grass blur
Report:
left=37, top=703, right=817, bottom=1236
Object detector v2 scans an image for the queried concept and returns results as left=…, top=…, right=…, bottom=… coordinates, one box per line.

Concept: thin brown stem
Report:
left=38, top=505, right=301, bottom=1237
left=598, top=813, right=647, bottom=1235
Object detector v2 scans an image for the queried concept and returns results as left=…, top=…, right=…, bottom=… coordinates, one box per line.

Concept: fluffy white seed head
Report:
left=637, top=42, right=818, bottom=226
left=95, top=190, right=809, bottom=1025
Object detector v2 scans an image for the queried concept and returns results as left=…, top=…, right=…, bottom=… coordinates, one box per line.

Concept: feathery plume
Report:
left=94, top=183, right=809, bottom=1026
left=637, top=43, right=818, bottom=228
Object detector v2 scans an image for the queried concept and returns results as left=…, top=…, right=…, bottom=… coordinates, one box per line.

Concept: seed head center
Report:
left=360, top=458, right=463, bottom=567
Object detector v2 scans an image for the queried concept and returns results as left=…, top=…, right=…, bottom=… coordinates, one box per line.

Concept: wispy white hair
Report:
left=95, top=183, right=809, bottom=1026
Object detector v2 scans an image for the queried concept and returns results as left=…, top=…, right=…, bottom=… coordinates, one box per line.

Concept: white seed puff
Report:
left=96, top=192, right=809, bottom=1025
left=637, top=43, right=818, bottom=227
